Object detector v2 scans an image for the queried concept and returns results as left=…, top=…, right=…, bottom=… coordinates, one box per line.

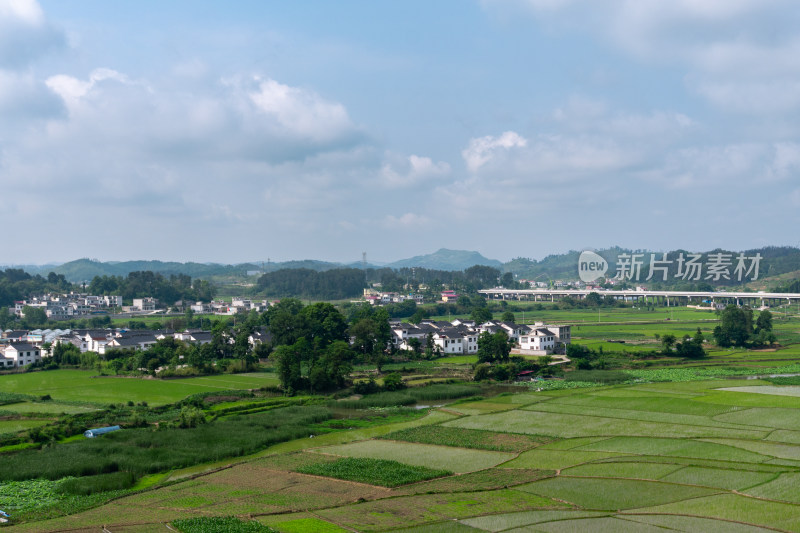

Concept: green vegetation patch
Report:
left=561, top=461, right=682, bottom=480
left=703, top=438, right=800, bottom=461
left=696, top=390, right=800, bottom=408
left=0, top=478, right=65, bottom=511
left=394, top=522, right=483, bottom=532
left=297, top=457, right=452, bottom=487
left=460, top=510, right=609, bottom=531
left=538, top=437, right=610, bottom=450
left=623, top=514, right=781, bottom=533
left=564, top=370, right=631, bottom=384
left=577, top=436, right=771, bottom=463
left=451, top=401, right=516, bottom=413
left=316, top=489, right=567, bottom=531
left=334, top=391, right=417, bottom=409
left=393, top=468, right=554, bottom=496
left=713, top=407, right=800, bottom=429
left=531, top=516, right=672, bottom=532
left=503, top=448, right=633, bottom=471
left=0, top=401, right=97, bottom=414
left=334, top=384, right=482, bottom=410
left=659, top=466, right=777, bottom=490
left=547, top=391, right=735, bottom=416
left=764, top=376, right=800, bottom=386
left=744, top=472, right=800, bottom=503
left=528, top=402, right=750, bottom=430
left=58, top=471, right=137, bottom=496
left=0, top=405, right=331, bottom=481
left=173, top=516, right=277, bottom=533
left=0, top=370, right=279, bottom=406
left=766, top=430, right=800, bottom=445
left=444, top=409, right=769, bottom=440
left=717, top=385, right=800, bottom=397
left=407, top=384, right=482, bottom=401
left=0, top=391, right=35, bottom=405
left=316, top=440, right=515, bottom=473
left=382, top=425, right=549, bottom=452
left=595, top=454, right=790, bottom=473
left=518, top=477, right=719, bottom=510
left=270, top=517, right=350, bottom=533
left=635, top=493, right=800, bottom=531
left=0, top=418, right=51, bottom=435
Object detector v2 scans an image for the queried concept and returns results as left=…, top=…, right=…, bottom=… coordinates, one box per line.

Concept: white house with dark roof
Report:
left=433, top=329, right=466, bottom=354
left=2, top=343, right=41, bottom=367
left=106, top=334, right=157, bottom=352
left=519, top=328, right=556, bottom=352
left=174, top=331, right=213, bottom=345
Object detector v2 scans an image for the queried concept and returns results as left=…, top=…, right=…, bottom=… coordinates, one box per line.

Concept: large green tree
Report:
left=476, top=331, right=513, bottom=364
left=299, top=302, right=348, bottom=350
left=713, top=305, right=754, bottom=347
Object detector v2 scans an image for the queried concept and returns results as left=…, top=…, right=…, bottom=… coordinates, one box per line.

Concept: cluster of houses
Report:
left=188, top=298, right=272, bottom=316
left=12, top=293, right=277, bottom=319
left=0, top=326, right=274, bottom=368
left=0, top=317, right=570, bottom=370
left=391, top=319, right=571, bottom=356
left=360, top=289, right=425, bottom=306
left=12, top=293, right=124, bottom=320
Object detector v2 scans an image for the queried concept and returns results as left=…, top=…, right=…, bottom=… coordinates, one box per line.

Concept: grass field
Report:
left=0, top=401, right=98, bottom=414
left=0, top=370, right=279, bottom=406
left=12, top=376, right=800, bottom=532
left=0, top=418, right=51, bottom=435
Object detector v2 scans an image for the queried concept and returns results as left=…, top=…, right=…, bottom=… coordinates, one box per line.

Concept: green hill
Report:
left=387, top=249, right=502, bottom=270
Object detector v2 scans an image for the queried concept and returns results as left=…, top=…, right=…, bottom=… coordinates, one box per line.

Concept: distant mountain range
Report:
left=5, top=246, right=800, bottom=286
left=4, top=249, right=500, bottom=283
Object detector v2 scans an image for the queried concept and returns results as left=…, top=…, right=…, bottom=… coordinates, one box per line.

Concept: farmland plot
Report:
left=314, top=440, right=515, bottom=473
left=12, top=377, right=800, bottom=532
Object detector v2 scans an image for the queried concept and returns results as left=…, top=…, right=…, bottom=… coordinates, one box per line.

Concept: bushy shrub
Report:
left=383, top=372, right=405, bottom=391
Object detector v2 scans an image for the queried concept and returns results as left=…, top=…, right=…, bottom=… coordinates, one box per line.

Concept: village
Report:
left=1, top=283, right=572, bottom=370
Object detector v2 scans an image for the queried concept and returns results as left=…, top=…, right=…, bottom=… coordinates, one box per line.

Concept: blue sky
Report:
left=2, top=0, right=800, bottom=264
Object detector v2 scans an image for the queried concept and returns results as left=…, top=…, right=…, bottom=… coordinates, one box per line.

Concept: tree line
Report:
left=256, top=268, right=366, bottom=300
left=0, top=269, right=72, bottom=307
left=88, top=271, right=215, bottom=306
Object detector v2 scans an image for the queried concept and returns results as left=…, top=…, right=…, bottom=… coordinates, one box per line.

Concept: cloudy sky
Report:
left=3, top=0, right=800, bottom=265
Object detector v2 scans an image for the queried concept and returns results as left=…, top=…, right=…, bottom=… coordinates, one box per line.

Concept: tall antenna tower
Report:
left=362, top=252, right=367, bottom=270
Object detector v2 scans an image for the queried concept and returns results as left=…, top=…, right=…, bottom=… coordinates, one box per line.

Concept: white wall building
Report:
left=1, top=343, right=42, bottom=367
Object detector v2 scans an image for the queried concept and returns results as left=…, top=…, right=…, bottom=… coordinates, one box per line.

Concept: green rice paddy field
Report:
left=11, top=377, right=800, bottom=532
left=0, top=370, right=279, bottom=406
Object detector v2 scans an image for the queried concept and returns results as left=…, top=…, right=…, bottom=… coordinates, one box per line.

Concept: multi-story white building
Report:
left=1, top=343, right=42, bottom=368
left=132, top=298, right=157, bottom=312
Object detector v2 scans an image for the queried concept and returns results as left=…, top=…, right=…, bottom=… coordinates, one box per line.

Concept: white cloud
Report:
left=462, top=131, right=527, bottom=172
left=0, top=0, right=65, bottom=70
left=0, top=70, right=63, bottom=119
left=34, top=69, right=365, bottom=167
left=379, top=154, right=450, bottom=187
left=462, top=130, right=634, bottom=185
left=485, top=0, right=800, bottom=114
left=248, top=77, right=354, bottom=144
left=692, top=80, right=800, bottom=114
left=791, top=189, right=800, bottom=207
left=551, top=97, right=694, bottom=139
left=382, top=213, right=430, bottom=228
left=46, top=68, right=132, bottom=108
left=639, top=142, right=800, bottom=189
